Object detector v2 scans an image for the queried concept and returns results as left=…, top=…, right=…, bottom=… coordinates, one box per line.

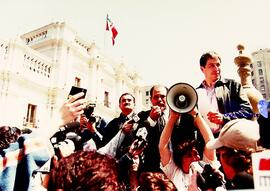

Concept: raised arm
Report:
left=159, top=109, right=180, bottom=166
left=191, top=108, right=215, bottom=161
left=40, top=92, right=87, bottom=140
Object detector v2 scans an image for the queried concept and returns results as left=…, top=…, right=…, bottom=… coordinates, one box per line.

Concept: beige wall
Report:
left=0, top=22, right=144, bottom=129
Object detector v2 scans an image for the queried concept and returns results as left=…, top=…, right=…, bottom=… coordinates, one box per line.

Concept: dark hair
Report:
left=119, top=93, right=135, bottom=104
left=138, top=172, right=177, bottom=191
left=172, top=139, right=198, bottom=171
left=149, top=85, right=168, bottom=98
left=220, top=147, right=253, bottom=174
left=0, top=126, right=21, bottom=150
left=199, top=51, right=222, bottom=67
left=49, top=150, right=125, bottom=191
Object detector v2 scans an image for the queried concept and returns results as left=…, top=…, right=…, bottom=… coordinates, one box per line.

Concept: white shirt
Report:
left=197, top=82, right=220, bottom=133
left=161, top=157, right=190, bottom=191
left=161, top=154, right=220, bottom=191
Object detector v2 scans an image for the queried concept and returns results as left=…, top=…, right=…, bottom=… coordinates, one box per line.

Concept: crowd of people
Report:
left=1, top=51, right=270, bottom=191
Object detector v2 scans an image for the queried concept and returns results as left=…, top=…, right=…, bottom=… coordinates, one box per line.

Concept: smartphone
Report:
left=68, top=86, right=87, bottom=99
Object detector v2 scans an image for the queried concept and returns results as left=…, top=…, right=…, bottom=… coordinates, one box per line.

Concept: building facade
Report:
left=251, top=49, right=270, bottom=100
left=0, top=22, right=145, bottom=129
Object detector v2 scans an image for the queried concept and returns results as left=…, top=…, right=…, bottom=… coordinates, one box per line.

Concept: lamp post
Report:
left=234, top=44, right=263, bottom=114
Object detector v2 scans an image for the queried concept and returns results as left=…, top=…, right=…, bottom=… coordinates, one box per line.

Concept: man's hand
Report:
left=79, top=114, right=88, bottom=128
left=207, top=111, right=224, bottom=125
left=122, top=122, right=134, bottom=135
left=59, top=92, right=86, bottom=126
left=80, top=115, right=97, bottom=133
left=149, top=106, right=162, bottom=121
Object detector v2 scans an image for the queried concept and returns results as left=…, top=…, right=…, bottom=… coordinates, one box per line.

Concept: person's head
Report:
left=199, top=51, right=222, bottom=84
left=206, top=119, right=260, bottom=180
left=173, top=140, right=200, bottom=174
left=218, top=147, right=252, bottom=180
left=0, top=126, right=21, bottom=150
left=49, top=150, right=125, bottom=191
left=206, top=119, right=260, bottom=153
left=138, top=172, right=177, bottom=191
left=119, top=93, right=135, bottom=116
left=150, top=85, right=168, bottom=112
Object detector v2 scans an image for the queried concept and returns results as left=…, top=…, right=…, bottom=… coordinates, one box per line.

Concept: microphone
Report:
left=125, top=113, right=141, bottom=132
left=131, top=120, right=150, bottom=151
left=127, top=113, right=140, bottom=124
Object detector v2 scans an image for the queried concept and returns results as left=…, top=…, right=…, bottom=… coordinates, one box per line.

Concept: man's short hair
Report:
left=149, top=85, right=168, bottom=98
left=49, top=150, right=124, bottom=191
left=119, top=92, right=135, bottom=104
left=199, top=51, right=222, bottom=67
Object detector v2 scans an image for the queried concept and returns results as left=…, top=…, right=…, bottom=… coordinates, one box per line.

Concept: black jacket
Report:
left=101, top=113, right=129, bottom=148
left=135, top=110, right=165, bottom=173
left=197, top=78, right=253, bottom=124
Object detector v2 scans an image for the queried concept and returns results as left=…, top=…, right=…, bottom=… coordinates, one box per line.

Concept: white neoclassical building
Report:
left=0, top=22, right=145, bottom=129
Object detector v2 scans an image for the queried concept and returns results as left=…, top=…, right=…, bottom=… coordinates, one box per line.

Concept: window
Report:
left=104, top=91, right=110, bottom=107
left=257, top=61, right=262, bottom=67
left=260, top=77, right=264, bottom=84
left=258, top=69, right=263, bottom=75
left=25, top=104, right=37, bottom=127
left=146, top=91, right=149, bottom=96
left=75, top=77, right=81, bottom=87
left=260, top=85, right=265, bottom=92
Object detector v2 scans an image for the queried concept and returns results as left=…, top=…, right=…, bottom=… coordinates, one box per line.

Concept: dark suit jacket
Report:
left=197, top=78, right=253, bottom=124
left=101, top=113, right=129, bottom=148
left=135, top=110, right=166, bottom=173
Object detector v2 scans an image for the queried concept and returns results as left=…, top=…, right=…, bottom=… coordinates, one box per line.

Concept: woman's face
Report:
left=181, top=147, right=200, bottom=173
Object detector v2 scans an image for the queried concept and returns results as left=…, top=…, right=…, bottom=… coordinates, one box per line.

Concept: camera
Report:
left=84, top=102, right=97, bottom=123
left=50, top=122, right=82, bottom=158
left=190, top=161, right=225, bottom=191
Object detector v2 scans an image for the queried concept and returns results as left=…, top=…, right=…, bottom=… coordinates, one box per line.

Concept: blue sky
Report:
left=1, top=0, right=270, bottom=88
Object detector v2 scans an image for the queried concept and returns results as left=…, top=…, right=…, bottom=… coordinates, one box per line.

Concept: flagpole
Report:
left=103, top=14, right=108, bottom=54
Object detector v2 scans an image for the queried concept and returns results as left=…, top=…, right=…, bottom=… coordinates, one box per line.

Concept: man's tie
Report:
left=157, top=115, right=166, bottom=132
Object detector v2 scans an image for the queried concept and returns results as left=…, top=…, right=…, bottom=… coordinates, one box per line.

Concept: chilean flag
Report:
left=106, top=14, right=118, bottom=46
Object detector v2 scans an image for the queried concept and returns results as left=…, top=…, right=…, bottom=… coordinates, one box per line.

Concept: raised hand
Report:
left=59, top=92, right=87, bottom=126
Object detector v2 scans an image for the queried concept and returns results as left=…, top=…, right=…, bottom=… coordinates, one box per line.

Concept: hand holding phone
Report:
left=68, top=86, right=87, bottom=99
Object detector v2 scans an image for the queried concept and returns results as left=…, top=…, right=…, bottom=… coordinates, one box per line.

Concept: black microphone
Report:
left=127, top=113, right=140, bottom=124
left=131, top=120, right=150, bottom=151
left=124, top=113, right=141, bottom=132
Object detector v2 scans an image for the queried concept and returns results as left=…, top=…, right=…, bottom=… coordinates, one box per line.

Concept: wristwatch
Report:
left=192, top=112, right=199, bottom=119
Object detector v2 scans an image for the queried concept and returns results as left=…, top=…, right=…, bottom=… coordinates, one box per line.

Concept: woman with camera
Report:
left=159, top=107, right=224, bottom=191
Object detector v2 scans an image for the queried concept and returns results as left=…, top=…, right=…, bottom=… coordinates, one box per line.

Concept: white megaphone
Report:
left=167, top=83, right=198, bottom=113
